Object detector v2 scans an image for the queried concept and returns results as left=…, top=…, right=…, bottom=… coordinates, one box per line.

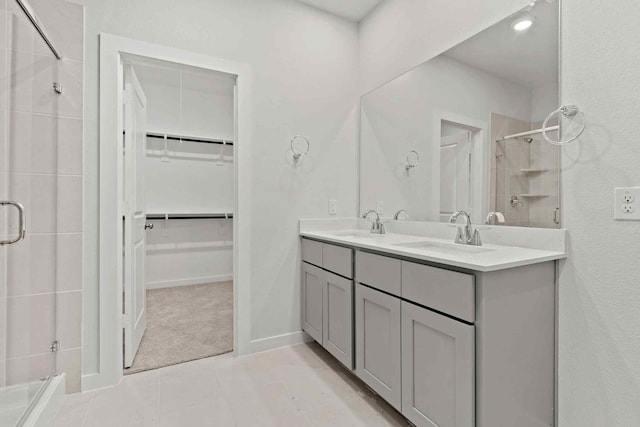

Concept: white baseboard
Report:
left=249, top=331, right=313, bottom=354
left=146, top=274, right=233, bottom=290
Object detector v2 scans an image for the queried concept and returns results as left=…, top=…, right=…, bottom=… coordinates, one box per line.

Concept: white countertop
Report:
left=300, top=219, right=567, bottom=272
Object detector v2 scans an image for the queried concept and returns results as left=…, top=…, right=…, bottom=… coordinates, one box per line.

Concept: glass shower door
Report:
left=0, top=0, right=59, bottom=425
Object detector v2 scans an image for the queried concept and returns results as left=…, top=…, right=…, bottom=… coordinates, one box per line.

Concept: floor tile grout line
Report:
left=78, top=392, right=96, bottom=427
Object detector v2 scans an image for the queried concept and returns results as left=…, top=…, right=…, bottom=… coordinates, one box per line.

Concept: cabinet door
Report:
left=401, top=302, right=475, bottom=427
left=323, top=271, right=353, bottom=369
left=302, top=262, right=324, bottom=343
left=355, top=283, right=402, bottom=411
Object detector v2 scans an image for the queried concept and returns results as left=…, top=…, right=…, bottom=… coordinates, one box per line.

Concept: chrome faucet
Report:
left=449, top=210, right=482, bottom=246
left=393, top=209, right=408, bottom=220
left=485, top=211, right=506, bottom=225
left=362, top=209, right=386, bottom=234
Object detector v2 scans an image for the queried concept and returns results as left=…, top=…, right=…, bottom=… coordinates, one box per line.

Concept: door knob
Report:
left=144, top=223, right=154, bottom=230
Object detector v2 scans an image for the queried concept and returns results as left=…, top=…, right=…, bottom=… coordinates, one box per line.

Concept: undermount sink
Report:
left=393, top=240, right=495, bottom=255
left=331, top=230, right=382, bottom=238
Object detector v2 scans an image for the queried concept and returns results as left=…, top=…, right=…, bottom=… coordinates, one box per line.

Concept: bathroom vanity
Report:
left=300, top=220, right=566, bottom=427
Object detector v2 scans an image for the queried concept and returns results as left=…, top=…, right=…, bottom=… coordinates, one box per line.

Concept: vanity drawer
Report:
left=323, top=243, right=353, bottom=278
left=302, top=238, right=323, bottom=267
left=356, top=251, right=401, bottom=296
left=402, top=261, right=475, bottom=323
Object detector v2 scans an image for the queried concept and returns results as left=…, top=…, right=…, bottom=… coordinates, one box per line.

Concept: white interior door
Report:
left=439, top=130, right=473, bottom=221
left=123, top=65, right=148, bottom=368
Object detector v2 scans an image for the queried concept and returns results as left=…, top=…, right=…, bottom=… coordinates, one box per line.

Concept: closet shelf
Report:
left=146, top=213, right=234, bottom=220
left=147, top=132, right=234, bottom=146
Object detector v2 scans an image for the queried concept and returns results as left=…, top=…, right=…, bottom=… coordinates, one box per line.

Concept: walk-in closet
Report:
left=122, top=57, right=236, bottom=374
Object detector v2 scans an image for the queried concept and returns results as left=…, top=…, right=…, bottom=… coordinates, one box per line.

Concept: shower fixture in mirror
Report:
left=359, top=0, right=560, bottom=228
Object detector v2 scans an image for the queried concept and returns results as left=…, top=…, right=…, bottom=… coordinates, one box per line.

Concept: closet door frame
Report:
left=97, top=34, right=252, bottom=391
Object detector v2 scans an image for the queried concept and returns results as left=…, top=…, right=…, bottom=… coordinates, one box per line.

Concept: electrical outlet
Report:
left=328, top=199, right=337, bottom=215
left=377, top=200, right=384, bottom=215
left=614, top=187, right=640, bottom=220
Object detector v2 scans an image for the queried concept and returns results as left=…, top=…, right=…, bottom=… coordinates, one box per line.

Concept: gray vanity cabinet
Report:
left=355, top=283, right=402, bottom=411
left=301, top=262, right=324, bottom=344
left=401, top=301, right=475, bottom=427
left=301, top=238, right=354, bottom=369
left=323, top=270, right=353, bottom=368
left=302, top=237, right=556, bottom=427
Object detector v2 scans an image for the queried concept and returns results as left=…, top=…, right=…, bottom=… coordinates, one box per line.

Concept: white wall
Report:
left=360, top=55, right=532, bottom=221
left=558, top=0, right=640, bottom=424
left=358, top=0, right=529, bottom=94
left=83, top=0, right=359, bottom=375
left=360, top=0, right=640, bottom=424
left=135, top=63, right=236, bottom=289
left=145, top=218, right=233, bottom=289
left=531, top=81, right=559, bottom=123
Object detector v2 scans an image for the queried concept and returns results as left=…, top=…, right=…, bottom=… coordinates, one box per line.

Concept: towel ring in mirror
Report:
left=542, top=105, right=585, bottom=146
left=290, top=135, right=310, bottom=162
left=405, top=150, right=420, bottom=174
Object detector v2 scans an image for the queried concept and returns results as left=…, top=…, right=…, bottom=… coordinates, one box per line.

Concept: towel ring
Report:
left=405, top=150, right=420, bottom=173
left=290, top=135, right=310, bottom=161
left=542, top=105, right=585, bottom=146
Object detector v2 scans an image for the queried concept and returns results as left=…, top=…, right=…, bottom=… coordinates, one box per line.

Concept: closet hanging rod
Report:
left=495, top=125, right=559, bottom=142
left=147, top=132, right=234, bottom=146
left=146, top=213, right=234, bottom=220
left=15, top=0, right=62, bottom=60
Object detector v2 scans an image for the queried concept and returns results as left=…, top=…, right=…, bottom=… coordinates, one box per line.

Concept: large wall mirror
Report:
left=359, top=0, right=560, bottom=228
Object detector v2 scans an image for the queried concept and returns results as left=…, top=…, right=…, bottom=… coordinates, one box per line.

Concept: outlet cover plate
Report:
left=614, top=187, right=640, bottom=220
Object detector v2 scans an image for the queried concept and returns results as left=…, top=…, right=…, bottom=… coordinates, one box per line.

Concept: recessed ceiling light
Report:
left=511, top=14, right=535, bottom=32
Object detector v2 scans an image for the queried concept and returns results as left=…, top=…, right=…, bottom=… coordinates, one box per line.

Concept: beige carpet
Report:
left=125, top=281, right=233, bottom=375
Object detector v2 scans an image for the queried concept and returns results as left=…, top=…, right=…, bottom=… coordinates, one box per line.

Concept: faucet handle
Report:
left=470, top=229, right=482, bottom=246
left=378, top=221, right=386, bottom=235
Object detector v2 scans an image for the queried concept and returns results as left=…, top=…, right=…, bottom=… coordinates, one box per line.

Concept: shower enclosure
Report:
left=491, top=113, right=561, bottom=229
left=1, top=0, right=81, bottom=425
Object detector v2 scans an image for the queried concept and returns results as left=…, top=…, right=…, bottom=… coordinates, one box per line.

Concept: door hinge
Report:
left=122, top=313, right=130, bottom=329
left=50, top=340, right=60, bottom=353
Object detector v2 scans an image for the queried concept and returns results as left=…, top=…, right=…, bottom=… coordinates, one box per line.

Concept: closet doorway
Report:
left=121, top=55, right=236, bottom=374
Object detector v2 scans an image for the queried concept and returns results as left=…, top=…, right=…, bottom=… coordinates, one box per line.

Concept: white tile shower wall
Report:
left=491, top=113, right=560, bottom=228
left=1, top=0, right=8, bottom=390
left=83, top=0, right=360, bottom=377
left=491, top=113, right=532, bottom=226
left=1, top=0, right=84, bottom=393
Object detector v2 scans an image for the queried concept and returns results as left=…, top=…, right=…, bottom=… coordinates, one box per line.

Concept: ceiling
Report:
left=296, top=0, right=382, bottom=22
left=444, top=0, right=558, bottom=89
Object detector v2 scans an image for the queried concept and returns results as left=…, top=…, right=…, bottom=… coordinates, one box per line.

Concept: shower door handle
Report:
left=0, top=201, right=26, bottom=246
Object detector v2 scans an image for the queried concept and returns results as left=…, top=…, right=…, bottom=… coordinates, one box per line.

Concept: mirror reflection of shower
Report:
left=492, top=114, right=560, bottom=228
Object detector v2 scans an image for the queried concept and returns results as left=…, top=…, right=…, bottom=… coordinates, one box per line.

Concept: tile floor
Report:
left=53, top=342, right=410, bottom=427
